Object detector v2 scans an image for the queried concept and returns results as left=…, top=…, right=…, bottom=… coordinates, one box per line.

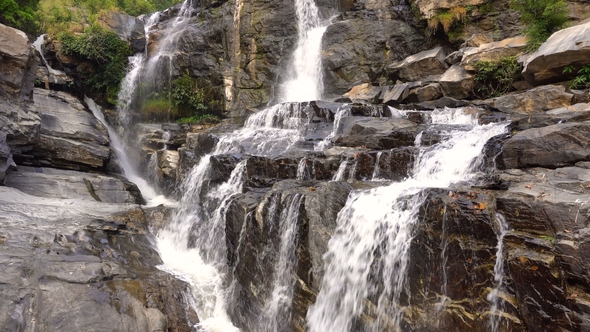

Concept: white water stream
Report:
left=307, top=114, right=508, bottom=331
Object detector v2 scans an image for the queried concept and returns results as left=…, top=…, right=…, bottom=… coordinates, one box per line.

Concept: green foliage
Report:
left=428, top=6, right=467, bottom=35
left=172, top=73, right=207, bottom=114
left=38, top=0, right=182, bottom=35
left=510, top=0, right=568, bottom=51
left=0, top=0, right=38, bottom=33
left=140, top=96, right=175, bottom=121
left=176, top=114, right=219, bottom=125
left=564, top=64, right=590, bottom=89
left=60, top=25, right=133, bottom=102
left=138, top=74, right=224, bottom=122
left=473, top=56, right=522, bottom=99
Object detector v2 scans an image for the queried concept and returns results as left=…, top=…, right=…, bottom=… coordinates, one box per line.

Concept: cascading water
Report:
left=488, top=213, right=509, bottom=332
left=281, top=0, right=328, bottom=102
left=32, top=34, right=65, bottom=76
left=84, top=96, right=170, bottom=204
left=306, top=113, right=509, bottom=331
left=262, top=193, right=306, bottom=331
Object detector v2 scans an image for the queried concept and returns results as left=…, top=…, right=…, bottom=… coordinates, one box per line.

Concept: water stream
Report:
left=306, top=115, right=508, bottom=331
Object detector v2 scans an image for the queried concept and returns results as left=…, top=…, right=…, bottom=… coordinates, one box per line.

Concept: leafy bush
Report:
left=0, top=0, right=38, bottom=31
left=60, top=25, right=133, bottom=102
left=176, top=114, right=219, bottom=125
left=172, top=73, right=206, bottom=115
left=510, top=0, right=568, bottom=51
left=564, top=65, right=590, bottom=89
left=472, top=56, right=522, bottom=99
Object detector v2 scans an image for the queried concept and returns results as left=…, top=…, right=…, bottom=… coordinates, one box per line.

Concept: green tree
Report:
left=0, top=0, right=38, bottom=32
left=510, top=0, right=568, bottom=50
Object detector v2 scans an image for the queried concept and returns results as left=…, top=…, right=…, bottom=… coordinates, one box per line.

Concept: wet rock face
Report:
left=0, top=186, right=194, bottom=331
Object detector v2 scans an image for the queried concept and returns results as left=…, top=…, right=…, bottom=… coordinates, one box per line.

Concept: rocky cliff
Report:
left=5, top=0, right=590, bottom=331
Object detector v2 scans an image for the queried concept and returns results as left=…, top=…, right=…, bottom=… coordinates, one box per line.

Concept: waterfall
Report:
left=261, top=193, right=306, bottom=331
left=281, top=0, right=328, bottom=102
left=487, top=213, right=509, bottom=331
left=32, top=34, right=65, bottom=76
left=84, top=96, right=170, bottom=205
left=306, top=113, right=508, bottom=331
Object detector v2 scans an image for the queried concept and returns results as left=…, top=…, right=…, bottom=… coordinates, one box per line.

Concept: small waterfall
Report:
left=262, top=193, right=305, bottom=331
left=333, top=159, right=350, bottom=181
left=282, top=0, right=328, bottom=102
left=487, top=213, right=509, bottom=331
left=306, top=111, right=508, bottom=331
left=84, top=96, right=170, bottom=204
left=297, top=158, right=309, bottom=180
left=32, top=34, right=64, bottom=76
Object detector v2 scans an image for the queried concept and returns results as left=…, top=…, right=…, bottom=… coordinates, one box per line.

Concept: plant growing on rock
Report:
left=60, top=25, right=133, bottom=104
left=427, top=6, right=468, bottom=35
left=564, top=64, right=590, bottom=89
left=510, top=0, right=568, bottom=51
left=472, top=56, right=522, bottom=99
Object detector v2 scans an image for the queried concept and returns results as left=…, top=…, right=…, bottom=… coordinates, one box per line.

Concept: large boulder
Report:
left=387, top=46, right=449, bottom=82
left=0, top=23, right=37, bottom=100
left=25, top=88, right=110, bottom=170
left=499, top=122, right=590, bottom=169
left=460, top=36, right=528, bottom=71
left=490, top=85, right=573, bottom=114
left=97, top=11, right=146, bottom=52
left=523, top=21, right=590, bottom=85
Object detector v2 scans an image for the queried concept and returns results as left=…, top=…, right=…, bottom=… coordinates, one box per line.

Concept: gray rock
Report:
left=334, top=116, right=419, bottom=149
left=382, top=83, right=410, bottom=104
left=97, top=10, right=146, bottom=52
left=491, top=85, right=573, bottom=114
left=0, top=132, right=15, bottom=183
left=26, top=88, right=111, bottom=170
left=0, top=23, right=36, bottom=100
left=523, top=21, right=590, bottom=85
left=460, top=35, right=528, bottom=71
left=321, top=11, right=426, bottom=97
left=407, top=83, right=443, bottom=102
left=34, top=88, right=109, bottom=145
left=4, top=166, right=142, bottom=203
left=500, top=122, right=590, bottom=169
left=0, top=99, right=40, bottom=153
left=387, top=46, right=449, bottom=82
left=439, top=64, right=474, bottom=99
left=0, top=186, right=194, bottom=331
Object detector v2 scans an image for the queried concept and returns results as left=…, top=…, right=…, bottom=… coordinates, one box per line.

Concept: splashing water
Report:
left=306, top=113, right=508, bottom=331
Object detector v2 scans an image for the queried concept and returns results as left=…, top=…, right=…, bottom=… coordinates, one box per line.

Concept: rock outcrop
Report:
left=523, top=21, right=590, bottom=85
left=19, top=88, right=111, bottom=170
